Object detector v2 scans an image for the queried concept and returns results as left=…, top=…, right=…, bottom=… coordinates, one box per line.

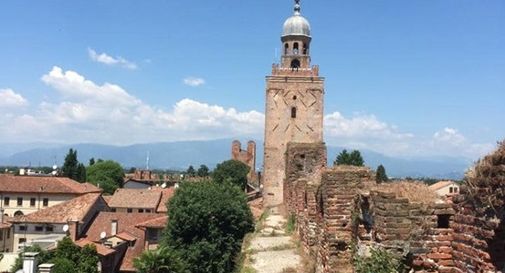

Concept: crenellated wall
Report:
left=283, top=141, right=505, bottom=273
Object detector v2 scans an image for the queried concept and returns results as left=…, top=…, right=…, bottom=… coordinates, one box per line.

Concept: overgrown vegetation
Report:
left=285, top=214, right=296, bottom=235
left=135, top=162, right=254, bottom=273
left=354, top=247, right=405, bottom=273
left=11, top=237, right=99, bottom=273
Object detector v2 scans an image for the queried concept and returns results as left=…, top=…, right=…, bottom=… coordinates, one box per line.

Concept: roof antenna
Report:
left=146, top=151, right=150, bottom=170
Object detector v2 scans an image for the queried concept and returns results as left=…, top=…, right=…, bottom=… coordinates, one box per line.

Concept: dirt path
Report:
left=245, top=206, right=302, bottom=273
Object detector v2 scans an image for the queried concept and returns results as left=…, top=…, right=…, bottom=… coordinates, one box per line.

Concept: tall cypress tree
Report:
left=62, top=149, right=79, bottom=180
left=376, top=164, right=389, bottom=183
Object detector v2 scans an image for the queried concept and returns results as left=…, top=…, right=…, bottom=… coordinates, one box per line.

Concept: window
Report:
left=454, top=187, right=458, bottom=193
left=284, top=43, right=289, bottom=55
left=43, top=198, right=49, bottom=207
left=17, top=197, right=22, bottom=206
left=35, top=226, right=43, bottom=232
left=303, top=43, right=308, bottom=54
left=437, top=215, right=450, bottom=228
left=146, top=209, right=152, bottom=213
left=290, top=59, right=300, bottom=70
left=30, top=198, right=36, bottom=207
left=46, top=226, right=53, bottom=232
left=19, top=226, right=26, bottom=231
left=291, top=107, right=297, bottom=118
left=293, top=42, right=299, bottom=54
left=4, top=197, right=9, bottom=207
left=111, top=208, right=117, bottom=212
left=138, top=209, right=144, bottom=213
left=18, top=238, right=26, bottom=244
left=449, top=187, right=453, bottom=193
left=127, top=208, right=133, bottom=213
left=0, top=230, right=3, bottom=240
left=14, top=211, right=23, bottom=217
left=147, top=228, right=160, bottom=242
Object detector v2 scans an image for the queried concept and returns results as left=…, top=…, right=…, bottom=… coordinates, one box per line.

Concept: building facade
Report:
left=263, top=0, right=325, bottom=206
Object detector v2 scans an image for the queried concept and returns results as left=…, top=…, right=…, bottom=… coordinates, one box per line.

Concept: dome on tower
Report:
left=282, top=1, right=311, bottom=38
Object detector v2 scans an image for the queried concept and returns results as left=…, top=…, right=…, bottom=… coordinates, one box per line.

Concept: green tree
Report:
left=161, top=182, right=254, bottom=273
left=86, top=160, right=125, bottom=194
left=78, top=245, right=99, bottom=273
left=197, top=165, right=210, bottom=177
left=62, top=148, right=79, bottom=180
left=375, top=165, right=389, bottom=184
left=334, top=149, right=365, bottom=166
left=76, top=163, right=87, bottom=183
left=89, top=158, right=96, bottom=166
left=186, top=165, right=196, bottom=177
left=134, top=246, right=189, bottom=273
left=211, top=160, right=249, bottom=189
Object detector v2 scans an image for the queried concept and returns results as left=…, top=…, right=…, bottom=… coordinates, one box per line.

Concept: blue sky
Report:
left=0, top=0, right=503, bottom=159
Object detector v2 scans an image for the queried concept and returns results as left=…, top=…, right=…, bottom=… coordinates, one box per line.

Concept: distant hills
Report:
left=0, top=139, right=472, bottom=180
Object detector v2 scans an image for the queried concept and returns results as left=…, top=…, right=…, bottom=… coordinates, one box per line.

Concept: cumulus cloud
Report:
left=0, top=89, right=28, bottom=107
left=88, top=48, right=137, bottom=70
left=0, top=66, right=262, bottom=144
left=183, top=77, right=205, bottom=87
left=430, top=128, right=494, bottom=158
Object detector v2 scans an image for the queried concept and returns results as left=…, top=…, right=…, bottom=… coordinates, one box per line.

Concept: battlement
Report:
left=271, top=63, right=319, bottom=77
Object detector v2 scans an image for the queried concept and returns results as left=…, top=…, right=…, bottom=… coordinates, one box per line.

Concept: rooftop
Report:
left=108, top=188, right=161, bottom=209
left=0, top=175, right=101, bottom=194
left=13, top=193, right=104, bottom=224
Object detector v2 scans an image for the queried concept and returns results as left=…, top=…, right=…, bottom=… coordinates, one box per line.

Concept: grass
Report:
left=285, top=213, right=296, bottom=235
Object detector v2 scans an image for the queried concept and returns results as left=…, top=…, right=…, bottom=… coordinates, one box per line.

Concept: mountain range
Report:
left=0, top=139, right=473, bottom=180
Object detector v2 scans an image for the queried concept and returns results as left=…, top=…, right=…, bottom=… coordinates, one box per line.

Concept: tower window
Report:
left=291, top=107, right=297, bottom=118
left=284, top=43, right=289, bottom=55
left=293, top=42, right=299, bottom=54
left=290, top=59, right=300, bottom=70
left=303, top=43, right=308, bottom=54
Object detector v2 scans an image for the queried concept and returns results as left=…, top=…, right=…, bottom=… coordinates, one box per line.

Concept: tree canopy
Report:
left=11, top=237, right=99, bottom=273
left=62, top=149, right=86, bottom=182
left=211, top=160, right=249, bottom=189
left=161, top=182, right=254, bottom=273
left=86, top=160, right=124, bottom=194
left=197, top=165, right=210, bottom=177
left=334, top=149, right=365, bottom=167
left=376, top=164, right=389, bottom=183
left=186, top=165, right=196, bottom=177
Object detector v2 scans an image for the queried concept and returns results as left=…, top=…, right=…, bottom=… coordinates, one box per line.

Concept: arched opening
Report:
left=284, top=43, right=289, bottom=55
left=291, top=107, right=297, bottom=118
left=303, top=43, right=308, bottom=54
left=14, top=211, right=23, bottom=217
left=290, top=59, right=300, bottom=70
left=293, top=42, right=299, bottom=54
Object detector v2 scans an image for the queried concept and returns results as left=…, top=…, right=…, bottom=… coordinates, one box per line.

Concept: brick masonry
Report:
left=283, top=141, right=505, bottom=273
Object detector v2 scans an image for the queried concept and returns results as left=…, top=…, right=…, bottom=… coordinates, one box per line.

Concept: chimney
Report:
left=111, top=220, right=118, bottom=236
left=68, top=220, right=79, bottom=242
left=22, top=252, right=39, bottom=273
left=38, top=264, right=54, bottom=273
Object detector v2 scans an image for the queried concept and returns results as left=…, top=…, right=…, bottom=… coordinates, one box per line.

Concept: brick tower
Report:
left=263, top=0, right=325, bottom=206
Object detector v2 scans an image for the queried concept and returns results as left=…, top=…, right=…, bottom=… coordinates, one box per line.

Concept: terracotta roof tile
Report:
left=75, top=238, right=116, bottom=256
left=136, top=216, right=168, bottom=229
left=83, top=212, right=165, bottom=272
left=153, top=188, right=175, bottom=213
left=0, top=176, right=101, bottom=194
left=13, top=193, right=104, bottom=224
left=108, top=189, right=161, bottom=209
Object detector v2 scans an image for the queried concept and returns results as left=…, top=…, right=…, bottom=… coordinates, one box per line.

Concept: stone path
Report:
left=247, top=207, right=302, bottom=273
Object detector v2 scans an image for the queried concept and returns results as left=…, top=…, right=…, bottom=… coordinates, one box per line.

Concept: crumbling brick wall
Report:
left=232, top=140, right=258, bottom=185
left=451, top=142, right=505, bottom=273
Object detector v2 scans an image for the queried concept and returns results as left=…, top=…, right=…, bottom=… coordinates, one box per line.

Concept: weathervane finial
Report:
left=294, top=0, right=301, bottom=15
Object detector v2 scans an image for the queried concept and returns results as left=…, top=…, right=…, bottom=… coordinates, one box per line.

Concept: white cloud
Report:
left=183, top=77, right=205, bottom=87
left=430, top=127, right=494, bottom=158
left=88, top=48, right=137, bottom=70
left=0, top=89, right=28, bottom=107
left=0, top=66, right=262, bottom=144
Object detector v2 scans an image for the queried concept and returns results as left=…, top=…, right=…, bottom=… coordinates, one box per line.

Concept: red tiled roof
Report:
left=83, top=212, right=165, bottom=272
left=108, top=189, right=161, bottom=209
left=13, top=193, right=103, bottom=224
left=154, top=187, right=175, bottom=213
left=136, top=216, right=168, bottom=229
left=75, top=238, right=116, bottom=256
left=0, top=176, right=101, bottom=194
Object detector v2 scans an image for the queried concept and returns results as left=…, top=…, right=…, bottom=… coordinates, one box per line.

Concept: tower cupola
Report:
left=280, top=0, right=312, bottom=69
